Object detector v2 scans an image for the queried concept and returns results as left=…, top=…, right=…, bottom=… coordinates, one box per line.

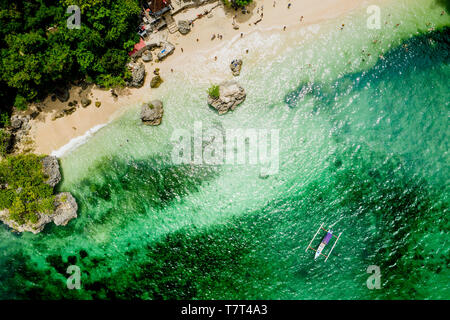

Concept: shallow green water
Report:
left=0, top=0, right=449, bottom=299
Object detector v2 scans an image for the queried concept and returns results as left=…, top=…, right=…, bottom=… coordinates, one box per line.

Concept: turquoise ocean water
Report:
left=0, top=0, right=449, bottom=299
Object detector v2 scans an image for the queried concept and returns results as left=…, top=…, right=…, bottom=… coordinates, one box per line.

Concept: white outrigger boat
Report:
left=305, top=223, right=342, bottom=262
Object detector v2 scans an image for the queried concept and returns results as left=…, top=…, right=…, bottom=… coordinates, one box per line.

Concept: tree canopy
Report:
left=0, top=0, right=140, bottom=118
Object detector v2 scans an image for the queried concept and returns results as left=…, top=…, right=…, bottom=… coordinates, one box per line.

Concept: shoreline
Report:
left=21, top=0, right=375, bottom=157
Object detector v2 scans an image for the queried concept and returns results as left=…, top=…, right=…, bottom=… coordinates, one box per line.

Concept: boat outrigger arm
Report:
left=305, top=223, right=342, bottom=262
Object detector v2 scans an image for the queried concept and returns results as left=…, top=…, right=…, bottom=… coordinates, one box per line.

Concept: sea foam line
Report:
left=51, top=123, right=108, bottom=158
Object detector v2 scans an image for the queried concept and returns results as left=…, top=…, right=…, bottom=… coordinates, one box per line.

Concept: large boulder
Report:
left=230, top=59, right=243, bottom=76
left=10, top=116, right=23, bottom=130
left=140, top=100, right=164, bottom=126
left=9, top=115, right=31, bottom=132
left=55, top=87, right=70, bottom=102
left=8, top=115, right=31, bottom=145
left=178, top=20, right=191, bottom=35
left=150, top=75, right=163, bottom=88
left=81, top=96, right=91, bottom=108
left=157, top=41, right=175, bottom=60
left=207, top=80, right=246, bottom=115
left=42, top=156, right=61, bottom=187
left=52, top=192, right=78, bottom=226
left=127, top=61, right=146, bottom=88
left=142, top=50, right=153, bottom=62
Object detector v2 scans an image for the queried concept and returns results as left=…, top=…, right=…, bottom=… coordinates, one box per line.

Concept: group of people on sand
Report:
left=211, top=33, right=223, bottom=41
left=180, top=1, right=311, bottom=57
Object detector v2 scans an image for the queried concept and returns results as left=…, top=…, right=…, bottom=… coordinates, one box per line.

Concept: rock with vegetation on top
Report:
left=157, top=41, right=175, bottom=60
left=41, top=155, right=61, bottom=187
left=140, top=100, right=164, bottom=126
left=127, top=61, right=146, bottom=88
left=0, top=208, right=52, bottom=234
left=207, top=80, right=246, bottom=115
left=150, top=75, right=163, bottom=88
left=0, top=155, right=78, bottom=234
left=178, top=20, right=191, bottom=35
left=0, top=192, right=77, bottom=234
left=52, top=192, right=78, bottom=226
left=230, top=59, right=243, bottom=76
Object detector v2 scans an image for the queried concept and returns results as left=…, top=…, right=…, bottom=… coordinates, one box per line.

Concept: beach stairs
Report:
left=165, top=14, right=179, bottom=34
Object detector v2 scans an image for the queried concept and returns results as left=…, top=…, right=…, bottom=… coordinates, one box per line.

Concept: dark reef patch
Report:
left=284, top=27, right=450, bottom=110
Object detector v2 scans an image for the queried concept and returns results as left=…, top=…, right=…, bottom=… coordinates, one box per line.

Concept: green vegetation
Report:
left=234, top=0, right=253, bottom=6
left=207, top=84, right=220, bottom=99
left=222, top=0, right=253, bottom=7
left=0, top=154, right=54, bottom=225
left=0, top=0, right=141, bottom=117
left=0, top=113, right=10, bottom=127
left=0, top=129, right=11, bottom=157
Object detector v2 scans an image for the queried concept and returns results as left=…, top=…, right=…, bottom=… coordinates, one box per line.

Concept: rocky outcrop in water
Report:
left=127, top=61, right=146, bottom=88
left=0, top=193, right=78, bottom=234
left=230, top=59, right=243, bottom=76
left=53, top=192, right=78, bottom=226
left=42, top=156, right=61, bottom=187
left=0, top=157, right=78, bottom=234
left=207, top=80, right=246, bottom=115
left=140, top=100, right=164, bottom=126
left=0, top=208, right=52, bottom=234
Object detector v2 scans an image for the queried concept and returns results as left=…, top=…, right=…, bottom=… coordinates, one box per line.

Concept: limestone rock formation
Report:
left=42, top=156, right=61, bottom=187
left=0, top=193, right=78, bottom=234
left=0, top=208, right=52, bottom=234
left=140, top=100, right=164, bottom=126
left=8, top=115, right=31, bottom=144
left=207, top=80, right=246, bottom=115
left=142, top=50, right=153, bottom=62
left=127, top=61, right=146, bottom=88
left=178, top=20, right=191, bottom=35
left=157, top=41, right=175, bottom=60
left=53, top=192, right=78, bottom=226
left=0, top=156, right=78, bottom=234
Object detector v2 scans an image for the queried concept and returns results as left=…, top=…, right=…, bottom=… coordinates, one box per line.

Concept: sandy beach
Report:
left=22, top=0, right=374, bottom=156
